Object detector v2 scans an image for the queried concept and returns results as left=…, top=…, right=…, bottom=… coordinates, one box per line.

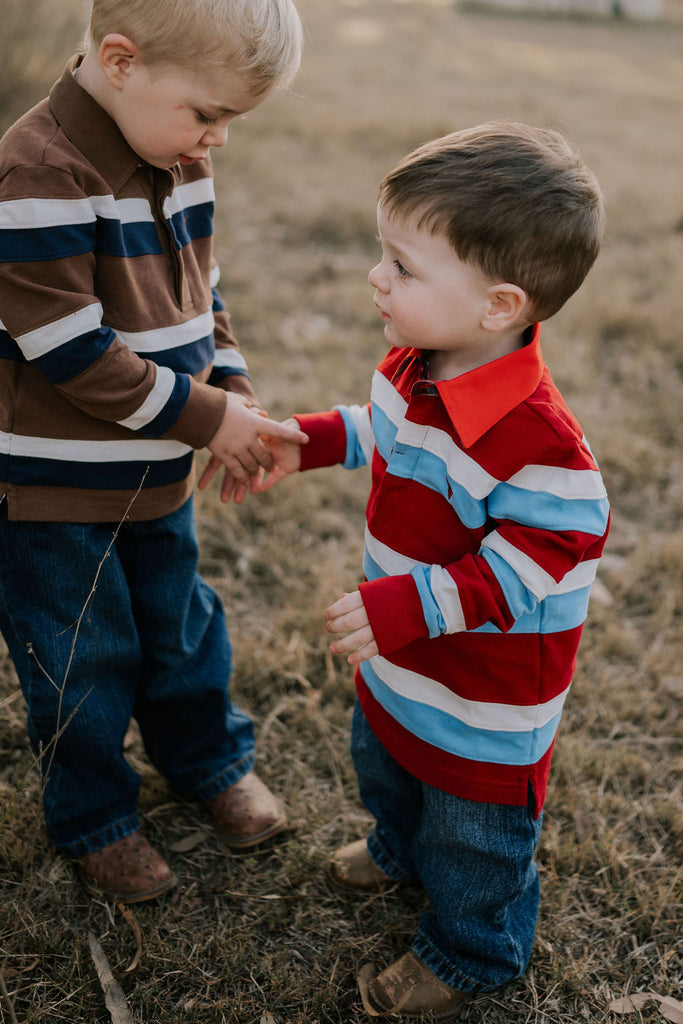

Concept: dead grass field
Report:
left=0, top=0, right=681, bottom=1021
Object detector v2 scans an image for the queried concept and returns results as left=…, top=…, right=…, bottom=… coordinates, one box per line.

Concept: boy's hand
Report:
left=198, top=453, right=262, bottom=504
left=203, top=394, right=308, bottom=502
left=256, top=418, right=304, bottom=492
left=325, top=590, right=379, bottom=665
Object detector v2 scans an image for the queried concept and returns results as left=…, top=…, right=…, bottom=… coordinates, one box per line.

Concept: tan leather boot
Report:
left=357, top=951, right=472, bottom=1020
left=327, top=838, right=396, bottom=892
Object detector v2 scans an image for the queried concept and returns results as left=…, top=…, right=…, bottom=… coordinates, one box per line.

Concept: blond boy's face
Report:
left=112, top=62, right=266, bottom=169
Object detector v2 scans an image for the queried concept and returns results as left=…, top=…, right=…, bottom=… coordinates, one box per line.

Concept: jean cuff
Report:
left=413, top=931, right=482, bottom=994
left=367, top=829, right=413, bottom=882
left=58, top=812, right=140, bottom=859
left=188, top=751, right=256, bottom=803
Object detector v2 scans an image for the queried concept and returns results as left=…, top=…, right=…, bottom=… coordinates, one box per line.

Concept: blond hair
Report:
left=378, top=122, right=605, bottom=322
left=87, top=0, right=303, bottom=92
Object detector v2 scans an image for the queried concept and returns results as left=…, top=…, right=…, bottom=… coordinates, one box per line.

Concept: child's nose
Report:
left=203, top=123, right=229, bottom=148
left=368, top=262, right=388, bottom=292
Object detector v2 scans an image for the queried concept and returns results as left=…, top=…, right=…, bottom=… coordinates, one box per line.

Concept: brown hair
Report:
left=378, top=121, right=605, bottom=322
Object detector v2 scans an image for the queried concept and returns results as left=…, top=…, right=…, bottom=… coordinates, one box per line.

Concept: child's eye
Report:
left=197, top=112, right=218, bottom=127
left=394, top=259, right=411, bottom=278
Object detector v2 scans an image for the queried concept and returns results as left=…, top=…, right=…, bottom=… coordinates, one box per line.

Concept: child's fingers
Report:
left=258, top=417, right=309, bottom=445
left=325, top=590, right=364, bottom=622
left=198, top=453, right=222, bottom=489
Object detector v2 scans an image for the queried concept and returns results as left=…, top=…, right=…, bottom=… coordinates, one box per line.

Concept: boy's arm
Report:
left=251, top=403, right=372, bottom=496
left=207, top=262, right=260, bottom=405
left=349, top=438, right=610, bottom=658
left=0, top=167, right=291, bottom=475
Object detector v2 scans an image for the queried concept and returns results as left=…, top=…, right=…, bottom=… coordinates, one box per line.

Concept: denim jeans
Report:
left=351, top=701, right=542, bottom=992
left=0, top=496, right=255, bottom=858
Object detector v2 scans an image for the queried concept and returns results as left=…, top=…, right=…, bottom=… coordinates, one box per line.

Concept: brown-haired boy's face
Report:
left=368, top=206, right=526, bottom=381
left=111, top=62, right=265, bottom=169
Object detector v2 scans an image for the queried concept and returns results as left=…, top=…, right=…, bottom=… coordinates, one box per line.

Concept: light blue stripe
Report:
left=473, top=584, right=592, bottom=634
left=360, top=660, right=560, bottom=766
left=371, top=402, right=398, bottom=463
left=410, top=565, right=445, bottom=638
left=386, top=443, right=487, bottom=529
left=480, top=546, right=539, bottom=619
left=489, top=483, right=610, bottom=536
left=336, top=405, right=368, bottom=470
left=362, top=546, right=384, bottom=583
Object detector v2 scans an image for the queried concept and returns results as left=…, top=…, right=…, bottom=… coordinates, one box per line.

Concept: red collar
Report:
left=433, top=323, right=544, bottom=448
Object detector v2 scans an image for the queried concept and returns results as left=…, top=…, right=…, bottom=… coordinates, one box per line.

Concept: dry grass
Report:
left=1, top=1, right=682, bottom=1021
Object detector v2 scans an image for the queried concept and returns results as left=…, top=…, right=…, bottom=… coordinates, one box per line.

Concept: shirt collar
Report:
left=48, top=56, right=145, bottom=192
left=432, top=323, right=544, bottom=448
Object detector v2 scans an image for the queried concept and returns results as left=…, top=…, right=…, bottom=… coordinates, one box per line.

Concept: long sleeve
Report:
left=360, top=436, right=609, bottom=656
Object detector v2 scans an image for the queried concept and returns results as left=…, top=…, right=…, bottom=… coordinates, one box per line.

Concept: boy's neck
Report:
left=72, top=49, right=114, bottom=117
left=427, top=326, right=529, bottom=382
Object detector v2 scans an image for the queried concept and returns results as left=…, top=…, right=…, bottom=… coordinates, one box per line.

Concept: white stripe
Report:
left=212, top=349, right=248, bottom=372
left=0, top=194, right=156, bottom=228
left=553, top=558, right=600, bottom=594
left=0, top=430, right=190, bottom=461
left=117, top=366, right=177, bottom=431
left=507, top=463, right=607, bottom=501
left=210, top=263, right=221, bottom=288
left=116, top=310, right=214, bottom=353
left=347, top=404, right=374, bottom=463
left=87, top=194, right=155, bottom=224
left=399, top=417, right=498, bottom=498
left=0, top=196, right=97, bottom=229
left=365, top=526, right=427, bottom=576
left=371, top=369, right=406, bottom=427
left=16, top=303, right=103, bottom=359
left=372, top=372, right=498, bottom=499
left=481, top=532, right=560, bottom=601
left=428, top=565, right=466, bottom=632
left=163, top=178, right=215, bottom=217
left=373, top=656, right=570, bottom=732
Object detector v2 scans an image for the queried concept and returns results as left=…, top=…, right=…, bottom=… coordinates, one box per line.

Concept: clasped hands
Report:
left=199, top=393, right=307, bottom=504
left=199, top=397, right=378, bottom=664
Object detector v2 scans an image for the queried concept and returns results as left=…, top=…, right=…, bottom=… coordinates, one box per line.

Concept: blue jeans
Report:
left=0, top=496, right=255, bottom=858
left=351, top=701, right=542, bottom=993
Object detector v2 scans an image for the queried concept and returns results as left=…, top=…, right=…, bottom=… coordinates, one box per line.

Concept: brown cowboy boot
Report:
left=76, top=831, right=177, bottom=903
left=206, top=772, right=287, bottom=848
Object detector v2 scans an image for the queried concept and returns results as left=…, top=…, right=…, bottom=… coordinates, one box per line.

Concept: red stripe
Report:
left=384, top=626, right=580, bottom=704
left=357, top=678, right=553, bottom=818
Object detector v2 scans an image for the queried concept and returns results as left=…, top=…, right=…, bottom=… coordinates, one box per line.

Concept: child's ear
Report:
left=98, top=34, right=141, bottom=90
left=482, top=283, right=529, bottom=331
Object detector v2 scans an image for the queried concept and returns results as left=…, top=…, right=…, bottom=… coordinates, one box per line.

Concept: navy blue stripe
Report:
left=0, top=223, right=96, bottom=262
left=32, top=327, right=116, bottom=384
left=96, top=218, right=163, bottom=257
left=211, top=286, right=226, bottom=312
left=5, top=451, right=193, bottom=489
left=167, top=201, right=213, bottom=250
left=183, top=201, right=213, bottom=242
left=139, top=374, right=192, bottom=438
left=137, top=336, right=214, bottom=375
left=209, top=366, right=249, bottom=385
left=0, top=329, right=25, bottom=361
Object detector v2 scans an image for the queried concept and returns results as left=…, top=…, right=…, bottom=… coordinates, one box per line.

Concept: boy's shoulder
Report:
left=0, top=96, right=57, bottom=174
left=0, top=60, right=136, bottom=197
